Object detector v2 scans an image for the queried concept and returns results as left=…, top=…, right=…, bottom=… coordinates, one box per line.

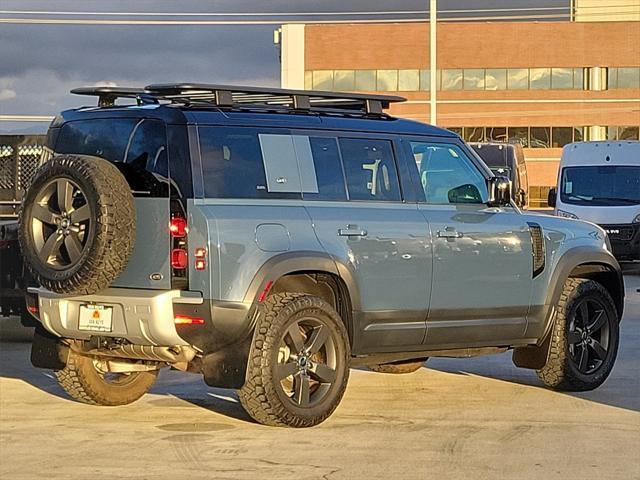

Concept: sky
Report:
left=0, top=0, right=568, bottom=132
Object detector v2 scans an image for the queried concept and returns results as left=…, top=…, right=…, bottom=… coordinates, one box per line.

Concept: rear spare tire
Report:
left=19, top=154, right=135, bottom=295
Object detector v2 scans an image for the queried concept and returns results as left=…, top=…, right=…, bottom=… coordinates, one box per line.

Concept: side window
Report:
left=303, top=137, right=347, bottom=201
left=338, top=138, right=401, bottom=202
left=199, top=127, right=300, bottom=199
left=124, top=119, right=168, bottom=177
left=410, top=142, right=488, bottom=204
left=56, top=119, right=136, bottom=161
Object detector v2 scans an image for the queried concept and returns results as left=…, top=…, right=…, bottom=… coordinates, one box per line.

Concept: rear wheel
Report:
left=239, top=293, right=350, bottom=427
left=537, top=278, right=619, bottom=391
left=55, top=349, right=158, bottom=406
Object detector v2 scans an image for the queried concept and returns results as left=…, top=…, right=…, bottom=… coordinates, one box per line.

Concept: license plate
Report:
left=79, top=304, right=113, bottom=332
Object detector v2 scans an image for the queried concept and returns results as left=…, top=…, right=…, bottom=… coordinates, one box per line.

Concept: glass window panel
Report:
left=619, top=126, right=640, bottom=140
left=551, top=68, right=573, bottom=89
left=607, top=126, right=619, bottom=140
left=530, top=68, right=551, bottom=89
left=410, top=142, right=489, bottom=204
left=507, top=69, right=529, bottom=89
left=530, top=127, right=551, bottom=148
left=463, top=69, right=485, bottom=90
left=552, top=127, right=573, bottom=147
left=573, top=127, right=584, bottom=142
left=333, top=70, right=355, bottom=91
left=485, top=69, right=507, bottom=90
left=486, top=127, right=507, bottom=141
left=339, top=138, right=401, bottom=201
left=608, top=68, right=618, bottom=89
left=617, top=68, right=640, bottom=89
left=355, top=70, right=376, bottom=91
left=303, top=137, right=347, bottom=201
left=441, top=69, right=463, bottom=90
left=304, top=71, right=312, bottom=90
left=573, top=68, right=584, bottom=89
left=376, top=70, right=398, bottom=91
left=398, top=69, right=420, bottom=91
left=463, top=127, right=484, bottom=142
left=419, top=69, right=430, bottom=91
left=508, top=127, right=529, bottom=147
left=312, top=70, right=333, bottom=90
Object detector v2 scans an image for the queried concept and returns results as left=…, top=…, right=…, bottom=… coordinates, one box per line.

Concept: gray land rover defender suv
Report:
left=20, top=85, right=624, bottom=427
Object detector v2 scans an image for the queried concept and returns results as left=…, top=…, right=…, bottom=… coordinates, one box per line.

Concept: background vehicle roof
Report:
left=561, top=141, right=640, bottom=167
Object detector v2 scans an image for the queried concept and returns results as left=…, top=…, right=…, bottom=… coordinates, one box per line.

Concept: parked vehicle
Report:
left=470, top=142, right=528, bottom=209
left=21, top=85, right=624, bottom=427
left=548, top=141, right=640, bottom=263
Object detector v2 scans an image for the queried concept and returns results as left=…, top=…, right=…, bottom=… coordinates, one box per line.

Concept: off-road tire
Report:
left=19, top=154, right=135, bottom=295
left=239, top=293, right=350, bottom=427
left=369, top=360, right=426, bottom=374
left=55, top=349, right=158, bottom=406
left=537, top=278, right=619, bottom=392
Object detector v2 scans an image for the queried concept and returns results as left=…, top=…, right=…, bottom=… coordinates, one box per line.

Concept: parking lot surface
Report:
left=1, top=275, right=638, bottom=480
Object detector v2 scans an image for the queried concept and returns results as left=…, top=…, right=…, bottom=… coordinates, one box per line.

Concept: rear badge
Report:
left=150, top=273, right=163, bottom=281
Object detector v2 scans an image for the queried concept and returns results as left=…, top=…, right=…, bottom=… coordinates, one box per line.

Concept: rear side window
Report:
left=338, top=138, right=401, bottom=202
left=56, top=119, right=135, bottom=162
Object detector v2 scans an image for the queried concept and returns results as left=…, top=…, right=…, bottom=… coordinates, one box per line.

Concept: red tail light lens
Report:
left=169, top=217, right=187, bottom=237
left=174, top=315, right=205, bottom=325
left=171, top=249, right=188, bottom=269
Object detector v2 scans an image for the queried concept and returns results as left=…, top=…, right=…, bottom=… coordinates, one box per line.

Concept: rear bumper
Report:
left=28, top=287, right=203, bottom=346
left=600, top=223, right=640, bottom=261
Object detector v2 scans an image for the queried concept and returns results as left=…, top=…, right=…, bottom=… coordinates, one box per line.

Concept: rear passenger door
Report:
left=301, top=133, right=432, bottom=353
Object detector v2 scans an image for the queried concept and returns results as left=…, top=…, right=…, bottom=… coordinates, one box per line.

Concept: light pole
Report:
left=430, top=0, right=437, bottom=125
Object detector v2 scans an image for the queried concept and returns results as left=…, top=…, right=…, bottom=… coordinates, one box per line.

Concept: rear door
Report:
left=405, top=138, right=533, bottom=348
left=302, top=133, right=431, bottom=353
left=54, top=118, right=172, bottom=289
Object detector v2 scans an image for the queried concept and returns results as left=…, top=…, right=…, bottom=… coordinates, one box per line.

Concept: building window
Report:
left=551, top=68, right=573, bottom=89
left=419, top=69, right=431, bottom=91
left=617, top=68, right=640, bottom=89
left=398, top=69, right=420, bottom=91
left=355, top=70, right=376, bottom=91
left=334, top=70, right=355, bottom=91
left=304, top=71, right=313, bottom=90
left=507, top=69, right=529, bottom=89
left=447, top=127, right=462, bottom=136
left=573, top=68, right=584, bottom=89
left=463, top=69, right=485, bottom=90
left=508, top=127, right=529, bottom=147
left=618, top=126, right=640, bottom=140
left=463, top=127, right=484, bottom=142
left=552, top=127, right=573, bottom=147
left=573, top=127, right=584, bottom=142
left=486, top=127, right=507, bottom=141
left=442, top=69, right=463, bottom=90
left=485, top=69, right=507, bottom=90
left=377, top=70, right=398, bottom=91
left=530, top=127, right=551, bottom=148
left=312, top=70, right=334, bottom=90
left=530, top=68, right=551, bottom=89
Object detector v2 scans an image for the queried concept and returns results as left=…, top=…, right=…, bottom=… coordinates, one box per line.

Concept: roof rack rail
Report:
left=71, top=83, right=406, bottom=116
left=71, top=87, right=158, bottom=107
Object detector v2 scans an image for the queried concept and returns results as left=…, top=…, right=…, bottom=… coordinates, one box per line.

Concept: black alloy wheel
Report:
left=567, top=297, right=611, bottom=375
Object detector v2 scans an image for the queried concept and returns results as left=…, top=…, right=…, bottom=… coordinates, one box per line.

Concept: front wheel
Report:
left=55, top=349, right=158, bottom=406
left=239, top=293, right=350, bottom=427
left=537, top=278, right=619, bottom=392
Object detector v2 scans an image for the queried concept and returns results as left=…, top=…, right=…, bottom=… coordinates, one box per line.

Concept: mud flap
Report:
left=30, top=325, right=69, bottom=370
left=201, top=335, right=252, bottom=390
left=512, top=333, right=552, bottom=370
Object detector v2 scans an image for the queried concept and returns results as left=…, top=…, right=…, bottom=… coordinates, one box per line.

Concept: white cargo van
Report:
left=548, top=141, right=640, bottom=262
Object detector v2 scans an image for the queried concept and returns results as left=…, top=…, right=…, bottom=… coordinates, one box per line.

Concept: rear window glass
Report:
left=56, top=119, right=135, bottom=162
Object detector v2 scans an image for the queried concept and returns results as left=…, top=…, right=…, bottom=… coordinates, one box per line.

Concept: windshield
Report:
left=560, top=166, right=640, bottom=206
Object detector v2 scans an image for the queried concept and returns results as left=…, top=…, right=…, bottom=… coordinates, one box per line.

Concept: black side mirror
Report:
left=548, top=187, right=557, bottom=208
left=487, top=176, right=512, bottom=207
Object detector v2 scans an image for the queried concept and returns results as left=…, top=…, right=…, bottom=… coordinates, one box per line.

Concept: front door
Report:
left=407, top=139, right=533, bottom=348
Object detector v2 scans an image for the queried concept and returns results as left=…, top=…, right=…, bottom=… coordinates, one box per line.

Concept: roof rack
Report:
left=71, top=83, right=406, bottom=116
left=71, top=87, right=158, bottom=107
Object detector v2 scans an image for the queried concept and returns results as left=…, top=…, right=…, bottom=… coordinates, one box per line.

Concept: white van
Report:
left=548, top=141, right=640, bottom=263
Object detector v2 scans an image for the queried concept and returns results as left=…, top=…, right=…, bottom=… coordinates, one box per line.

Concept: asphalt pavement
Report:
left=0, top=275, right=638, bottom=480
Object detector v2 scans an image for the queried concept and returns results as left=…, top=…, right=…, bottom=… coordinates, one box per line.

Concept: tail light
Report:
left=174, top=315, right=205, bottom=326
left=170, top=213, right=188, bottom=288
left=194, top=247, right=207, bottom=271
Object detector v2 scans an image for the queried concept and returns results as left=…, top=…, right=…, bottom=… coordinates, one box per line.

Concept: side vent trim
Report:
left=528, top=222, right=545, bottom=278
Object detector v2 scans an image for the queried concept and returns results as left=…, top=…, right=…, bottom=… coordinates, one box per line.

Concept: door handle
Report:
left=437, top=229, right=463, bottom=239
left=338, top=225, right=368, bottom=237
